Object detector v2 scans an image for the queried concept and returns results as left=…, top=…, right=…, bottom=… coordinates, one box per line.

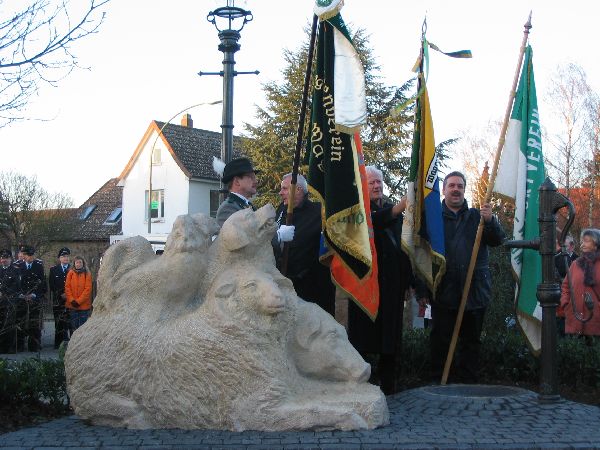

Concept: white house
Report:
left=114, top=114, right=243, bottom=246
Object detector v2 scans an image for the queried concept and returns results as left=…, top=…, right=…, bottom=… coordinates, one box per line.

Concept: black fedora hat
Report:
left=221, top=157, right=260, bottom=184
left=0, top=249, right=12, bottom=259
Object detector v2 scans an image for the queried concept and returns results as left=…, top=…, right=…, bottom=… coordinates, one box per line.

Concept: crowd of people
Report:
left=215, top=156, right=600, bottom=388
left=4, top=154, right=597, bottom=388
left=215, top=158, right=509, bottom=391
left=0, top=245, right=92, bottom=353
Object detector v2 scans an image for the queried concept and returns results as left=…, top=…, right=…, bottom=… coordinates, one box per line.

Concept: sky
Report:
left=1, top=0, right=599, bottom=206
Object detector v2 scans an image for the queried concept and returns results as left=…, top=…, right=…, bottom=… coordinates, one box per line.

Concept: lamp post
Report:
left=200, top=0, right=258, bottom=166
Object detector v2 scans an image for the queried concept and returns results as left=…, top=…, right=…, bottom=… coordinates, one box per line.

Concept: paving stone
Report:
left=2, top=385, right=600, bottom=449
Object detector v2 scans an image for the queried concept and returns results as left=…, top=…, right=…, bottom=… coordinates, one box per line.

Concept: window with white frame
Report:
left=145, top=189, right=165, bottom=221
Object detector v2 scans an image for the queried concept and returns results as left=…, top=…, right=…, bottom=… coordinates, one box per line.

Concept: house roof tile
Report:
left=71, top=178, right=123, bottom=241
left=153, top=122, right=244, bottom=180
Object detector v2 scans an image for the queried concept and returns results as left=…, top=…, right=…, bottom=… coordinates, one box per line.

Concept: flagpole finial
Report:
left=525, top=11, right=532, bottom=34
left=421, top=16, right=427, bottom=39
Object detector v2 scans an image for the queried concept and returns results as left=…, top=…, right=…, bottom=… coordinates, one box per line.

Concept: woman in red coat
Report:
left=560, top=229, right=600, bottom=337
left=65, top=256, right=93, bottom=332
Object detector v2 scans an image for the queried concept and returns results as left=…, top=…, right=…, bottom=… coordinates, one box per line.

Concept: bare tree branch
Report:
left=0, top=0, right=110, bottom=127
left=0, top=170, right=75, bottom=254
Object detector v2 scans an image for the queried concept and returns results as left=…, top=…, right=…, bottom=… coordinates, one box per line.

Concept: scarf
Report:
left=73, top=266, right=87, bottom=274
left=576, top=251, right=600, bottom=286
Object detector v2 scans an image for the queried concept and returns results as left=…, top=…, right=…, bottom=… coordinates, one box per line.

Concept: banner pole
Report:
left=281, top=14, right=319, bottom=276
left=441, top=12, right=532, bottom=385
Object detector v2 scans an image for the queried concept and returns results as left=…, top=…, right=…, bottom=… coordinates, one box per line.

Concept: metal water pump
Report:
left=503, top=177, right=575, bottom=403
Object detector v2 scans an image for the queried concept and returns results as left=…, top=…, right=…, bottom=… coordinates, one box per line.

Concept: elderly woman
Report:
left=560, top=229, right=600, bottom=337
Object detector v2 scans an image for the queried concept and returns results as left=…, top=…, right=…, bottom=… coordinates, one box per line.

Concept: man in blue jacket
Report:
left=420, top=171, right=505, bottom=383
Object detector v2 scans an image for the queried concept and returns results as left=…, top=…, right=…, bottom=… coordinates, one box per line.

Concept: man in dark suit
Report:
left=215, top=157, right=261, bottom=227
left=48, top=247, right=71, bottom=349
left=555, top=235, right=578, bottom=280
left=555, top=235, right=578, bottom=336
left=347, top=166, right=412, bottom=394
left=16, top=245, right=46, bottom=352
left=272, top=173, right=333, bottom=315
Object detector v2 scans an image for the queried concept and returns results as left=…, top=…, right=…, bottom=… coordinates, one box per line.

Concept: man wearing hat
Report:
left=15, top=245, right=46, bottom=352
left=48, top=247, right=71, bottom=349
left=0, top=249, right=20, bottom=353
left=215, top=157, right=261, bottom=227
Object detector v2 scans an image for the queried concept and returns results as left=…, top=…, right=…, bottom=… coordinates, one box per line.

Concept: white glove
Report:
left=277, top=225, right=295, bottom=243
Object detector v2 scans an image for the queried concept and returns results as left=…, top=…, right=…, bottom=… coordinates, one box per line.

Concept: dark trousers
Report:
left=23, top=300, right=42, bottom=352
left=430, top=305, right=486, bottom=383
left=53, top=305, right=69, bottom=348
left=0, top=300, right=16, bottom=353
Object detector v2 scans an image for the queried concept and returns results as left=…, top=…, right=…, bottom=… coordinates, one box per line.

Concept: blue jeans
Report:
left=69, top=309, right=90, bottom=331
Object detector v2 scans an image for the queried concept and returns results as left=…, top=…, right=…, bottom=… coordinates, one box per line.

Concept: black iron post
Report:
left=218, top=28, right=240, bottom=165
left=536, top=178, right=561, bottom=402
left=504, top=177, right=574, bottom=404
left=202, top=2, right=258, bottom=166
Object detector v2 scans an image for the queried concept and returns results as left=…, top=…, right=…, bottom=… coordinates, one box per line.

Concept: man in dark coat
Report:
left=554, top=235, right=578, bottom=336
left=272, top=173, right=334, bottom=315
left=48, top=247, right=71, bottom=349
left=0, top=249, right=20, bottom=353
left=348, top=166, right=412, bottom=394
left=215, top=157, right=261, bottom=227
left=15, top=245, right=46, bottom=352
left=419, top=171, right=505, bottom=383
left=555, top=235, right=578, bottom=280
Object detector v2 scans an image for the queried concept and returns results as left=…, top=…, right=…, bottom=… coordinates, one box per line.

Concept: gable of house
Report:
left=118, top=118, right=244, bottom=183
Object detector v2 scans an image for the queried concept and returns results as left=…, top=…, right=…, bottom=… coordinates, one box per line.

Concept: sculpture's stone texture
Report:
left=65, top=205, right=389, bottom=431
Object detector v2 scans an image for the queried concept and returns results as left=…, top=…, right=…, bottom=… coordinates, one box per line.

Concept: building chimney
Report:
left=181, top=113, right=193, bottom=128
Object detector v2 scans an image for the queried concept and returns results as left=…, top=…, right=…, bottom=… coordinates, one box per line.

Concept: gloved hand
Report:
left=277, top=225, right=295, bottom=243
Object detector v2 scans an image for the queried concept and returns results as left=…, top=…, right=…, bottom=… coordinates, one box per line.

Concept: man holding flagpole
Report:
left=348, top=165, right=412, bottom=394
left=419, top=171, right=505, bottom=382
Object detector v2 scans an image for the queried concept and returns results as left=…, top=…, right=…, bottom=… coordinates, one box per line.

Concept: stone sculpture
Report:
left=65, top=205, right=389, bottom=431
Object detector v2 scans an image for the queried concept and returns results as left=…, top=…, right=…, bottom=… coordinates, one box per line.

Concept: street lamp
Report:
left=200, top=0, right=258, bottom=165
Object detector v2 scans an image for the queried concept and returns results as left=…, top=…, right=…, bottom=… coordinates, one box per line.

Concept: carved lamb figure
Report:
left=65, top=205, right=389, bottom=431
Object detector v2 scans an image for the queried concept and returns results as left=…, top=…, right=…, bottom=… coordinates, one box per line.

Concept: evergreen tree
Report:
left=243, top=25, right=420, bottom=206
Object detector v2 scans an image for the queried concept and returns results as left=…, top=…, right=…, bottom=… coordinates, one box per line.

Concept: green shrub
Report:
left=0, top=357, right=68, bottom=412
left=557, top=336, right=600, bottom=388
left=399, top=327, right=430, bottom=386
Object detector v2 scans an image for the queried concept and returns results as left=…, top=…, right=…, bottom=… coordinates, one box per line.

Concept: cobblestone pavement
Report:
left=1, top=384, right=600, bottom=449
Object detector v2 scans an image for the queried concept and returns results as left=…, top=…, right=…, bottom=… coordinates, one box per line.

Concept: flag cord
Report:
left=281, top=13, right=319, bottom=276
left=441, top=12, right=533, bottom=385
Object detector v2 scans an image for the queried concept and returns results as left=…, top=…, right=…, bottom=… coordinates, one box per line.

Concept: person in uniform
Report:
left=215, top=157, right=260, bottom=227
left=0, top=249, right=20, bottom=353
left=48, top=247, right=71, bottom=349
left=347, top=166, right=412, bottom=394
left=272, top=173, right=334, bottom=315
left=15, top=245, right=46, bottom=352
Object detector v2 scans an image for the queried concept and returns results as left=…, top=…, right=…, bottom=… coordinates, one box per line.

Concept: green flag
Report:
left=494, top=45, right=545, bottom=354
